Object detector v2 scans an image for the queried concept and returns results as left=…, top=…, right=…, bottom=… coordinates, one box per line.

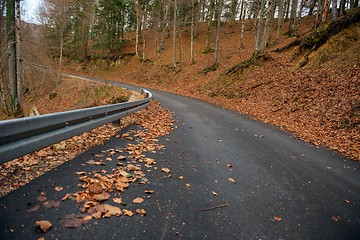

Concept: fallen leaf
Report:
left=55, top=186, right=63, bottom=192
left=228, top=178, right=236, bottom=184
left=62, top=193, right=71, bottom=201
left=212, top=191, right=218, bottom=196
left=273, top=215, right=282, bottom=221
left=92, top=192, right=111, bottom=201
left=84, top=215, right=92, bottom=221
left=113, top=198, right=123, bottom=204
left=103, top=204, right=122, bottom=217
left=162, top=167, right=171, bottom=173
left=37, top=195, right=47, bottom=202
left=178, top=176, right=184, bottom=180
left=186, top=183, right=191, bottom=189
left=133, top=197, right=144, bottom=204
left=227, top=164, right=233, bottom=168
left=123, top=209, right=134, bottom=217
left=145, top=190, right=154, bottom=194
left=332, top=216, right=342, bottom=222
left=136, top=208, right=147, bottom=216
left=89, top=182, right=103, bottom=194
left=106, top=157, right=112, bottom=161
left=117, top=155, right=127, bottom=160
left=62, top=214, right=86, bottom=228
left=344, top=198, right=350, bottom=204
left=43, top=200, right=60, bottom=208
left=26, top=205, right=40, bottom=213
left=35, top=220, right=52, bottom=232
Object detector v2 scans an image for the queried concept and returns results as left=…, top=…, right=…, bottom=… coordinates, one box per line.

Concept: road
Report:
left=1, top=79, right=360, bottom=239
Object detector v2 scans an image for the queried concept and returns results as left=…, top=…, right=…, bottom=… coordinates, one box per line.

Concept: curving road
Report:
left=1, top=78, right=360, bottom=239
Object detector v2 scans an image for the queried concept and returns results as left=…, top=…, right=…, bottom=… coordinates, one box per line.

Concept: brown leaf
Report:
left=62, top=193, right=71, bottom=201
left=113, top=198, right=123, bottom=204
left=76, top=171, right=87, bottom=175
left=123, top=209, right=134, bottom=217
left=89, top=182, right=103, bottom=194
left=133, top=197, right=144, bottom=204
left=228, top=178, right=236, bottom=184
left=62, top=214, right=86, bottom=228
left=35, top=220, right=52, bottom=232
left=162, top=167, right=171, bottom=173
left=43, top=200, right=60, bottom=208
left=178, top=176, right=184, bottom=180
left=136, top=208, right=147, bottom=216
left=117, top=155, right=127, bottom=161
left=332, top=216, right=342, bottom=222
left=145, top=190, right=154, bottom=194
left=103, top=204, right=122, bottom=217
left=212, top=191, right=218, bottom=196
left=84, top=215, right=92, bottom=221
left=37, top=195, right=47, bottom=202
left=55, top=186, right=63, bottom=192
left=344, top=198, right=350, bottom=204
left=26, top=205, right=40, bottom=213
left=273, top=215, right=282, bottom=221
left=92, top=192, right=111, bottom=201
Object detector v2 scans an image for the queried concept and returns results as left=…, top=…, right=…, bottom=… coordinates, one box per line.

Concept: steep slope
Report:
left=65, top=17, right=359, bottom=160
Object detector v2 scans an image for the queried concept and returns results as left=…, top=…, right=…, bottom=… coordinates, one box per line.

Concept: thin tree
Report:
left=276, top=0, right=285, bottom=41
left=172, top=0, right=177, bottom=69
left=331, top=0, right=337, bottom=20
left=190, top=0, right=195, bottom=64
left=322, top=0, right=330, bottom=23
left=288, top=0, right=298, bottom=36
left=213, top=0, right=223, bottom=67
left=262, top=0, right=274, bottom=50
left=255, top=0, right=265, bottom=51
left=240, top=0, right=247, bottom=49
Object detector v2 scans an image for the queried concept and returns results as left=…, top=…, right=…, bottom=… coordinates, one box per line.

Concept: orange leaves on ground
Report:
left=55, top=186, right=63, bottom=192
left=228, top=178, right=237, bottom=184
left=136, top=208, right=147, bottom=216
left=133, top=197, right=144, bottom=204
left=123, top=209, right=134, bottom=217
left=113, top=198, right=123, bottom=204
left=35, top=220, right=52, bottom=232
left=273, top=215, right=282, bottom=222
left=88, top=182, right=103, bottom=194
left=162, top=167, right=171, bottom=173
left=103, top=204, right=122, bottom=217
left=92, top=192, right=111, bottom=202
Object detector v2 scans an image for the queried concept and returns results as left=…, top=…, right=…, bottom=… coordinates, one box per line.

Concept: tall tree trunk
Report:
left=308, top=0, right=315, bottom=15
left=240, top=0, right=247, bottom=49
left=15, top=0, right=22, bottom=116
left=160, top=0, right=170, bottom=51
left=276, top=0, right=285, bottom=41
left=285, top=0, right=291, bottom=19
left=322, top=0, right=331, bottom=23
left=205, top=0, right=215, bottom=52
left=142, top=4, right=148, bottom=61
left=230, top=0, right=239, bottom=21
left=339, top=0, right=346, bottom=16
left=135, top=0, right=142, bottom=58
left=6, top=0, right=21, bottom=116
left=214, top=0, right=222, bottom=67
left=172, top=0, right=177, bottom=69
left=190, top=0, right=195, bottom=64
left=331, top=0, right=337, bottom=20
left=262, top=0, right=275, bottom=50
left=288, top=0, right=298, bottom=36
left=255, top=0, right=265, bottom=50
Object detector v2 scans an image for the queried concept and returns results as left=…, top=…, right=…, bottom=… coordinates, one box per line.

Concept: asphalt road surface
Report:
left=1, top=79, right=360, bottom=239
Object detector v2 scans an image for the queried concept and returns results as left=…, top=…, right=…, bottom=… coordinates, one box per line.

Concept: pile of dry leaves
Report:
left=0, top=101, right=174, bottom=199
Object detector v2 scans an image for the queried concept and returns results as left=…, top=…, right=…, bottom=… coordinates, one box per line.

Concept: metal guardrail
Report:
left=0, top=89, right=152, bottom=164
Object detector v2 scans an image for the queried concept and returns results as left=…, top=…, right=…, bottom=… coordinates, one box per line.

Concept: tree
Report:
left=172, top=0, right=177, bottom=69
left=213, top=0, right=223, bottom=67
left=288, top=0, right=298, bottom=36
left=5, top=0, right=22, bottom=116
left=255, top=0, right=265, bottom=50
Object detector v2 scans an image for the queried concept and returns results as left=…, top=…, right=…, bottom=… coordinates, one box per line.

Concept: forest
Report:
left=0, top=0, right=359, bottom=160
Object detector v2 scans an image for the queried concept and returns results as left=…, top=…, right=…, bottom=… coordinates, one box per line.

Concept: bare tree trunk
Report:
left=15, top=0, right=22, bottom=116
left=190, top=0, right=195, bottom=64
left=135, top=0, right=141, bottom=58
left=285, top=0, right=291, bottom=19
left=230, top=0, right=239, bottom=21
left=160, top=0, right=170, bottom=51
left=339, top=0, right=346, bottom=16
left=172, top=0, right=177, bottom=69
left=276, top=0, right=285, bottom=41
left=308, top=0, right=315, bottom=15
left=331, top=0, right=338, bottom=20
left=322, top=0, right=331, bottom=23
left=288, top=0, right=298, bottom=36
left=255, top=0, right=265, bottom=50
left=205, top=0, right=215, bottom=52
left=214, top=0, right=223, bottom=67
left=262, top=0, right=275, bottom=50
left=240, top=0, right=247, bottom=49
left=142, top=4, right=147, bottom=61
left=7, top=0, right=21, bottom=116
